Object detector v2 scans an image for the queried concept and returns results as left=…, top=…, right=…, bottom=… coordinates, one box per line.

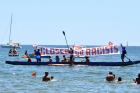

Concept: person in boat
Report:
left=9, top=49, right=12, bottom=54
left=106, top=72, right=115, bottom=81
left=69, top=48, right=74, bottom=64
left=121, top=44, right=127, bottom=62
left=35, top=49, right=41, bottom=62
left=33, top=50, right=36, bottom=55
left=25, top=50, right=28, bottom=55
left=55, top=55, right=60, bottom=62
left=42, top=72, right=54, bottom=82
left=13, top=47, right=17, bottom=55
left=85, top=56, right=90, bottom=64
left=133, top=73, right=140, bottom=84
left=27, top=56, right=32, bottom=62
left=24, top=50, right=30, bottom=58
left=62, top=55, right=67, bottom=62
left=48, top=56, right=52, bottom=62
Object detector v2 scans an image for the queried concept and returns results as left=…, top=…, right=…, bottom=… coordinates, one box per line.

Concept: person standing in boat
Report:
left=121, top=44, right=127, bottom=62
left=35, top=49, right=41, bottom=62
left=69, top=48, right=74, bottom=62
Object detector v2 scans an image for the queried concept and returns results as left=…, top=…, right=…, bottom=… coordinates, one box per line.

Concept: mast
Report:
left=9, top=14, right=12, bottom=44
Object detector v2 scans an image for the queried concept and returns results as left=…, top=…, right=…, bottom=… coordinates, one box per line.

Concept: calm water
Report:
left=0, top=45, right=140, bottom=93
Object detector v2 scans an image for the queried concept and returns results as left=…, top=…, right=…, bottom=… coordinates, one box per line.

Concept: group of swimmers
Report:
left=31, top=71, right=140, bottom=84
left=106, top=71, right=140, bottom=84
left=9, top=47, right=18, bottom=55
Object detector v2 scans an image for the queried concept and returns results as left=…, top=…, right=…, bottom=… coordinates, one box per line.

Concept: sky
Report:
left=0, top=0, right=140, bottom=46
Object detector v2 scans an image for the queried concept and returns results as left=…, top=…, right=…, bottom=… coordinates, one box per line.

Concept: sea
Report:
left=0, top=45, right=140, bottom=93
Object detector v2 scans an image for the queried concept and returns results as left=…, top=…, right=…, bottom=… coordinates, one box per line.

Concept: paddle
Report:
left=62, top=31, right=75, bottom=66
left=62, top=31, right=69, bottom=49
left=125, top=55, right=132, bottom=62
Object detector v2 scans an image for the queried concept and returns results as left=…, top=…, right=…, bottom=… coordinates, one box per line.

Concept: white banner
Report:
left=35, top=43, right=120, bottom=57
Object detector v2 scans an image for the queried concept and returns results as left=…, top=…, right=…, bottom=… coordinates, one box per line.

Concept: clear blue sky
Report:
left=0, top=0, right=140, bottom=45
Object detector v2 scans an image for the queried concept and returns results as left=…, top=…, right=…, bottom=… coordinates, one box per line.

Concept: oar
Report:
left=62, top=31, right=69, bottom=49
left=125, top=55, right=132, bottom=62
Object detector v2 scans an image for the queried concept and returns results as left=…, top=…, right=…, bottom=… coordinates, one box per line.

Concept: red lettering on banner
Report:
left=102, top=48, right=105, bottom=54
left=55, top=49, right=60, bottom=54
left=40, top=48, right=42, bottom=53
left=50, top=48, right=55, bottom=54
left=41, top=48, right=46, bottom=55
left=92, top=48, right=96, bottom=55
left=96, top=48, right=100, bottom=54
left=98, top=48, right=102, bottom=54
left=60, top=49, right=65, bottom=54
left=65, top=49, right=69, bottom=54
left=86, top=49, right=90, bottom=55
left=46, top=48, right=49, bottom=54
left=80, top=50, right=84, bottom=55
left=114, top=46, right=118, bottom=53
left=104, top=47, right=109, bottom=54
left=110, top=47, right=113, bottom=53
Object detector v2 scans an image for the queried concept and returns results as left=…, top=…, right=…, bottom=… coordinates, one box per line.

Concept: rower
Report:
left=25, top=50, right=28, bottom=55
left=85, top=56, right=90, bottom=64
left=27, top=56, right=32, bottom=62
left=55, top=55, right=60, bottom=62
left=121, top=44, right=127, bottom=62
left=69, top=48, right=74, bottom=65
left=48, top=56, right=52, bottom=62
left=62, top=55, right=67, bottom=62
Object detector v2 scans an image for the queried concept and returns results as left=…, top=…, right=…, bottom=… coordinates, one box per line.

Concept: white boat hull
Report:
left=1, top=45, right=22, bottom=48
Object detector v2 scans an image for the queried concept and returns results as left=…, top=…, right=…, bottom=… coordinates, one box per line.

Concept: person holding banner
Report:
left=121, top=44, right=127, bottom=62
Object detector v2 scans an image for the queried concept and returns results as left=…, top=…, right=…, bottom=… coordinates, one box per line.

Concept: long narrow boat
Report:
left=5, top=60, right=140, bottom=66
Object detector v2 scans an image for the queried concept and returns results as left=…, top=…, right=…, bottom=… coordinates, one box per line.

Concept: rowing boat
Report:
left=5, top=60, right=140, bottom=66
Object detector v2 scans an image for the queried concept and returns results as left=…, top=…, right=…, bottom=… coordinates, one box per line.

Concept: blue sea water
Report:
left=0, top=45, right=140, bottom=93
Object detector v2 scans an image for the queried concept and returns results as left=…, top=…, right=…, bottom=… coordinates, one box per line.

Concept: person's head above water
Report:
left=138, top=73, right=140, bottom=78
left=45, top=72, right=49, bottom=76
left=109, top=71, right=113, bottom=75
left=118, top=77, right=122, bottom=81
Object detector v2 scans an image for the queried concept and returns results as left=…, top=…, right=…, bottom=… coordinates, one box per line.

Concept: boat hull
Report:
left=5, top=60, right=140, bottom=66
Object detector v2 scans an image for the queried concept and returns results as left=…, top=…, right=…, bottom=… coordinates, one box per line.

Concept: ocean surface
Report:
left=0, top=45, right=140, bottom=93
